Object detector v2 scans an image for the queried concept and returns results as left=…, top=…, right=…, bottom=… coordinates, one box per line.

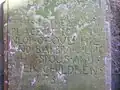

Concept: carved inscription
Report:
left=8, top=0, right=105, bottom=90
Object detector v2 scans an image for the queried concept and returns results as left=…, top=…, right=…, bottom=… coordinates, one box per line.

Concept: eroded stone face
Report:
left=6, top=0, right=106, bottom=90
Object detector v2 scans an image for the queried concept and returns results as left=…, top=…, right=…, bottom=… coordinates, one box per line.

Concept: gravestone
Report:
left=6, top=0, right=107, bottom=90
